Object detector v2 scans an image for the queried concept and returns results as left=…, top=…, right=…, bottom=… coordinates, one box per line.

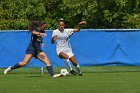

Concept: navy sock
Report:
left=11, top=63, right=21, bottom=70
left=46, top=66, right=54, bottom=77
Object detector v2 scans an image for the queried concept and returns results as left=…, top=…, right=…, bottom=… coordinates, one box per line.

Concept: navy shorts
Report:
left=26, top=43, right=43, bottom=59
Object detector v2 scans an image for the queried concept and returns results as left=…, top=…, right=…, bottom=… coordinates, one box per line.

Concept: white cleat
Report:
left=52, top=74, right=61, bottom=78
left=4, top=66, right=12, bottom=74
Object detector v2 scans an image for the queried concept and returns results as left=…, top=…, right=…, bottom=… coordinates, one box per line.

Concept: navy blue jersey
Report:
left=31, top=28, right=44, bottom=43
left=26, top=28, right=45, bottom=58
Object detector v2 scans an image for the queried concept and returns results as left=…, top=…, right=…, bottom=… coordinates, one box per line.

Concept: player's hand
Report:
left=40, top=33, right=47, bottom=37
left=42, top=43, right=45, bottom=48
left=79, top=21, right=87, bottom=25
left=53, top=35, right=58, bottom=40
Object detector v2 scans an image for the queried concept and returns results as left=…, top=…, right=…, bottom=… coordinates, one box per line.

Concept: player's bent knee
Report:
left=59, top=52, right=69, bottom=59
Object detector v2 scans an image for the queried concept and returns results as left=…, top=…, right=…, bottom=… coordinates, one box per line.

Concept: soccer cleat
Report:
left=78, top=73, right=83, bottom=76
left=52, top=74, right=61, bottom=78
left=4, top=66, right=12, bottom=74
left=69, top=70, right=77, bottom=75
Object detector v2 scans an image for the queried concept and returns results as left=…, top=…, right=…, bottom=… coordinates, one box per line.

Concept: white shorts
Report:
left=56, top=48, right=74, bottom=58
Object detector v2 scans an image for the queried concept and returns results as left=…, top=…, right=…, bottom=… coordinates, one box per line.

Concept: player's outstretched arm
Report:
left=73, top=21, right=87, bottom=32
left=32, top=31, right=46, bottom=36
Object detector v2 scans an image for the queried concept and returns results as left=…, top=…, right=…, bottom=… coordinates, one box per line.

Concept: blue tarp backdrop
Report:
left=0, top=29, right=140, bottom=67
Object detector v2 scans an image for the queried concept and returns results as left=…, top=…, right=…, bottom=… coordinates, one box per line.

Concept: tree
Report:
left=0, top=0, right=140, bottom=30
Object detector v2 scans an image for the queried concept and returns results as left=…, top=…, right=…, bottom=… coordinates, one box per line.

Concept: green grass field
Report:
left=1, top=66, right=140, bottom=93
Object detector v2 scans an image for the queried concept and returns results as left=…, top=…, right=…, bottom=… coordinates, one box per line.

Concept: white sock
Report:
left=65, top=59, right=72, bottom=71
left=75, top=64, right=81, bottom=74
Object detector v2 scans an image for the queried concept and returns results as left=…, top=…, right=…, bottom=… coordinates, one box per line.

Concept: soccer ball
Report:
left=60, top=69, right=69, bottom=76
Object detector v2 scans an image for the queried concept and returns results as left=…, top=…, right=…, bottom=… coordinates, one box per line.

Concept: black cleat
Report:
left=69, top=70, right=77, bottom=75
left=78, top=73, right=83, bottom=76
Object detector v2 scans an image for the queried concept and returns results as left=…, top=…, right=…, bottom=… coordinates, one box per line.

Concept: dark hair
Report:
left=28, top=21, right=39, bottom=31
left=58, top=18, right=65, bottom=24
left=39, top=21, right=46, bottom=27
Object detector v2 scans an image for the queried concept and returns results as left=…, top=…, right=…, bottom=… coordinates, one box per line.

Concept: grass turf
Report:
left=0, top=66, right=140, bottom=93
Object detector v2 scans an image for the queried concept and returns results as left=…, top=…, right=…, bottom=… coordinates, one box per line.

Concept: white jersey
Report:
left=52, top=29, right=74, bottom=58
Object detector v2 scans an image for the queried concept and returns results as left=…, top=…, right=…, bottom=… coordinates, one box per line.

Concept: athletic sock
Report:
left=75, top=64, right=81, bottom=74
left=11, top=63, right=22, bottom=70
left=65, top=59, right=72, bottom=71
left=46, top=65, right=54, bottom=77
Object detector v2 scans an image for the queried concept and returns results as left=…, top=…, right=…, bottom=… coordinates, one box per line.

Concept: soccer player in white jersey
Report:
left=51, top=19, right=86, bottom=76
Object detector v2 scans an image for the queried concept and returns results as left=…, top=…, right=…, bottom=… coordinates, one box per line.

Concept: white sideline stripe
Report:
left=0, top=30, right=53, bottom=32
left=82, top=29, right=140, bottom=31
left=0, top=29, right=140, bottom=32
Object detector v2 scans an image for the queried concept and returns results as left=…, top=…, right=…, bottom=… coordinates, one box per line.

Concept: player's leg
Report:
left=4, top=54, right=33, bottom=74
left=59, top=52, right=76, bottom=75
left=69, top=56, right=82, bottom=76
left=59, top=52, right=69, bottom=59
left=37, top=52, right=60, bottom=77
left=59, top=52, right=72, bottom=71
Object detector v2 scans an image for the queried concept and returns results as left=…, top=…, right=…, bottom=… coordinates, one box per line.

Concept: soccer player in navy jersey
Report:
left=4, top=21, right=60, bottom=77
